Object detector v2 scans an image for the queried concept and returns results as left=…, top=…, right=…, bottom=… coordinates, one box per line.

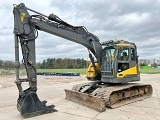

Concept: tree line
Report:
left=0, top=60, right=15, bottom=69
left=38, top=58, right=87, bottom=69
left=139, top=59, right=160, bottom=68
left=0, top=58, right=87, bottom=69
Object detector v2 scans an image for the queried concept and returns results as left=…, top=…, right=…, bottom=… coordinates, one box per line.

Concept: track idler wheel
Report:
left=17, top=87, right=57, bottom=118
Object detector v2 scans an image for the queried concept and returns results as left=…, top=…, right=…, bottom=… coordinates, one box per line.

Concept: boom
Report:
left=13, top=3, right=102, bottom=62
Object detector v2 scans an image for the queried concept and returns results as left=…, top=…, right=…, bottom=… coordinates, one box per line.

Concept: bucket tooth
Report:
left=17, top=87, right=57, bottom=118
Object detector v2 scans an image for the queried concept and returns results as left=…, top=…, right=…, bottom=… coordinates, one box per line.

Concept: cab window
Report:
left=118, top=48, right=129, bottom=61
left=131, top=48, right=136, bottom=60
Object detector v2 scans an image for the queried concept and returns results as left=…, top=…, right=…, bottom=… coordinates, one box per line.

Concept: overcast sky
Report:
left=1, top=0, right=160, bottom=62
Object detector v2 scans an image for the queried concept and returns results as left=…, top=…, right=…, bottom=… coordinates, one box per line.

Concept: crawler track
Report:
left=65, top=82, right=152, bottom=112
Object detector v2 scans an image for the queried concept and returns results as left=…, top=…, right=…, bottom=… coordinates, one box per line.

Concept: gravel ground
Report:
left=0, top=74, right=160, bottom=120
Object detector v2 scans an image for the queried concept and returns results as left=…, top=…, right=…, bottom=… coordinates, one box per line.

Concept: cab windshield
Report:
left=101, top=46, right=115, bottom=75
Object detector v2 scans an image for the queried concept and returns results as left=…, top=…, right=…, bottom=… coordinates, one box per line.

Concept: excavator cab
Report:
left=100, top=40, right=140, bottom=83
left=86, top=40, right=140, bottom=83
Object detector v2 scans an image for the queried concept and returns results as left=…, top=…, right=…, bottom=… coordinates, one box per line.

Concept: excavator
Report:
left=13, top=3, right=153, bottom=117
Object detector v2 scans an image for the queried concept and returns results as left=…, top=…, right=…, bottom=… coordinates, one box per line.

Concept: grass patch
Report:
left=140, top=68, right=160, bottom=74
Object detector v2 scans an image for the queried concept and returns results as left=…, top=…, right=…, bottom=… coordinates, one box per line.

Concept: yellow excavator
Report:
left=13, top=3, right=152, bottom=117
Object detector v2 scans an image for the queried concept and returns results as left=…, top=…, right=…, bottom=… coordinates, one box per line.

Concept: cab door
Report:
left=117, top=47, right=130, bottom=73
left=117, top=46, right=138, bottom=78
